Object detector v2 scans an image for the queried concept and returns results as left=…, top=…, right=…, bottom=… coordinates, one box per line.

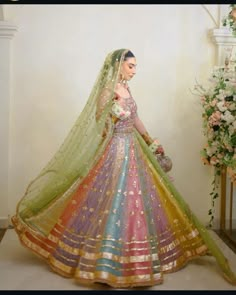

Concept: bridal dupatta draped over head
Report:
left=15, top=49, right=128, bottom=234
left=13, top=48, right=236, bottom=285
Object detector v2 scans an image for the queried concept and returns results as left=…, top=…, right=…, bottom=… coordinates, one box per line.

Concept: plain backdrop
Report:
left=1, top=4, right=223, bottom=225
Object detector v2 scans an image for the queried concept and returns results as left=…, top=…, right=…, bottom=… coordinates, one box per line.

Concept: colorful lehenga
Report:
left=12, top=49, right=236, bottom=288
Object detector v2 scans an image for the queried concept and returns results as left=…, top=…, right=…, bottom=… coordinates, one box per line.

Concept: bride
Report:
left=12, top=48, right=236, bottom=288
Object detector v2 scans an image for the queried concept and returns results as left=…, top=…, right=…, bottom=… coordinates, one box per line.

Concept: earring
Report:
left=119, top=73, right=126, bottom=84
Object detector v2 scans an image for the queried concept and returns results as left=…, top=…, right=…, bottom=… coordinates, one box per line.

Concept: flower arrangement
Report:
left=194, top=60, right=236, bottom=226
left=222, top=4, right=236, bottom=37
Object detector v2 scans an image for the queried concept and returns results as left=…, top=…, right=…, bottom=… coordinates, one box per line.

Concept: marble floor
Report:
left=0, top=229, right=236, bottom=290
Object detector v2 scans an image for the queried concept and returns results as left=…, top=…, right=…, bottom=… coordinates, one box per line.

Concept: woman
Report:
left=12, top=49, right=236, bottom=288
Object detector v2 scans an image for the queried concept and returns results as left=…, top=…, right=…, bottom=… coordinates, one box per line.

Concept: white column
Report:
left=211, top=28, right=236, bottom=66
left=0, top=21, right=17, bottom=228
left=211, top=5, right=236, bottom=66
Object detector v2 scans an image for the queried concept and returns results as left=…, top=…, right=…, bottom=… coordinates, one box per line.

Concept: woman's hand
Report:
left=155, top=144, right=165, bottom=155
left=148, top=139, right=165, bottom=155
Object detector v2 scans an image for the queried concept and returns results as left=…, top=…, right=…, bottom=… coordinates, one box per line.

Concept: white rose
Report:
left=211, top=141, right=219, bottom=147
left=225, top=90, right=233, bottom=96
left=228, top=103, right=236, bottom=111
left=206, top=146, right=217, bottom=156
left=216, top=93, right=226, bottom=101
left=221, top=110, right=235, bottom=124
left=217, top=101, right=227, bottom=112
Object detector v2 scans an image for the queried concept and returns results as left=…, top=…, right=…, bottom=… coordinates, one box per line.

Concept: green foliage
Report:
left=222, top=5, right=236, bottom=37
left=194, top=64, right=236, bottom=227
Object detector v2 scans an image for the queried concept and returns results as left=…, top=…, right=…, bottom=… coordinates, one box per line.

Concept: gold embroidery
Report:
left=137, top=220, right=141, bottom=228
left=116, top=220, right=120, bottom=227
left=75, top=270, right=163, bottom=287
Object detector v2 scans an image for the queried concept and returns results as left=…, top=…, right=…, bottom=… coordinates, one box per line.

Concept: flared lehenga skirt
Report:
left=12, top=130, right=208, bottom=288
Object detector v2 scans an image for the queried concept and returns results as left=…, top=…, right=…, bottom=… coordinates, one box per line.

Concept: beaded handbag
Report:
left=155, top=154, right=173, bottom=172
left=149, top=139, right=173, bottom=172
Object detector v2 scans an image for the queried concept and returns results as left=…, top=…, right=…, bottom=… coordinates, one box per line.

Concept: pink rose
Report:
left=210, top=156, right=219, bottom=165
left=209, top=111, right=221, bottom=126
left=210, top=99, right=217, bottom=107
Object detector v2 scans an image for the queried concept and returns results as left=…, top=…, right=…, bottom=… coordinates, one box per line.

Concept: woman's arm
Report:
left=134, top=116, right=153, bottom=144
left=134, top=116, right=164, bottom=154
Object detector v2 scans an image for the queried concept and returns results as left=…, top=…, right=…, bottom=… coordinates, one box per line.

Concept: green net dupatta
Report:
left=14, top=49, right=128, bottom=235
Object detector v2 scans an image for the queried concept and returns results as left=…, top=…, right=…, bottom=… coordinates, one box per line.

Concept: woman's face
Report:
left=120, top=57, right=137, bottom=81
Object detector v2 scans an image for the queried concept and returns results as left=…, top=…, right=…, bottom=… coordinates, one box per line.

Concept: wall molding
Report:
left=0, top=21, right=17, bottom=39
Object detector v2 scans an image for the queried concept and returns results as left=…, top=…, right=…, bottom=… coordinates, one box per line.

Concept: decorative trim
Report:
left=0, top=21, right=17, bottom=39
left=211, top=28, right=236, bottom=45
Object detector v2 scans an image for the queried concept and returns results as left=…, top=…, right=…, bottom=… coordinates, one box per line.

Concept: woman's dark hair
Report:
left=110, top=49, right=135, bottom=66
left=124, top=50, right=135, bottom=61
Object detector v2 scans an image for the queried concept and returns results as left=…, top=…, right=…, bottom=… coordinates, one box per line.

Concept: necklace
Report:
left=118, top=80, right=128, bottom=89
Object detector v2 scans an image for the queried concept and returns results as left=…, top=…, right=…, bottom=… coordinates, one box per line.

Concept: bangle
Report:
left=141, top=132, right=154, bottom=145
left=111, top=115, right=119, bottom=124
left=149, top=139, right=159, bottom=153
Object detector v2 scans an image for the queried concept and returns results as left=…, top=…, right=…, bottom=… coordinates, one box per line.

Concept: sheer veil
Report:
left=13, top=49, right=128, bottom=234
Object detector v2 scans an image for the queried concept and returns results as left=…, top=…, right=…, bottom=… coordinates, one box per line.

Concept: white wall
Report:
left=4, top=4, right=222, bottom=225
